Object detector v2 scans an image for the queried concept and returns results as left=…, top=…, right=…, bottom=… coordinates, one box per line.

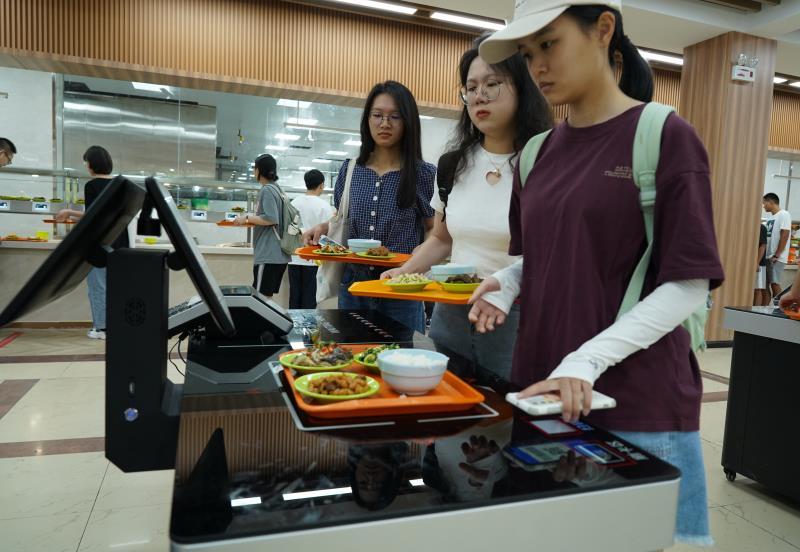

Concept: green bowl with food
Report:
left=440, top=281, right=481, bottom=293
left=294, top=372, right=380, bottom=403
left=353, top=343, right=399, bottom=373
left=383, top=273, right=433, bottom=292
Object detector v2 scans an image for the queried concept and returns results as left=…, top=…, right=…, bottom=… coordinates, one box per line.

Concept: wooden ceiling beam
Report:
left=700, top=0, right=763, bottom=12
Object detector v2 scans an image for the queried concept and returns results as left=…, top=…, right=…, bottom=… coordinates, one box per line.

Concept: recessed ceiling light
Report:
left=344, top=139, right=362, bottom=146
left=287, top=117, right=318, bottom=126
left=132, top=81, right=173, bottom=93
left=277, top=99, right=312, bottom=109
left=299, top=166, right=315, bottom=170
left=312, top=158, right=333, bottom=163
left=265, top=145, right=289, bottom=151
left=186, top=160, right=193, bottom=164
left=789, top=81, right=800, bottom=88
left=275, top=133, right=301, bottom=141
left=192, top=186, right=200, bottom=191
left=419, top=115, right=434, bottom=120
left=637, top=49, right=683, bottom=66
left=331, top=0, right=416, bottom=15
left=169, top=168, right=175, bottom=172
left=774, top=76, right=789, bottom=84
left=325, top=150, right=348, bottom=156
left=217, top=186, right=225, bottom=190
left=430, top=11, right=504, bottom=30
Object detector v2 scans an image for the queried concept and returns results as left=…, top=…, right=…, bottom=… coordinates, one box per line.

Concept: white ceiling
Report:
left=425, top=0, right=800, bottom=76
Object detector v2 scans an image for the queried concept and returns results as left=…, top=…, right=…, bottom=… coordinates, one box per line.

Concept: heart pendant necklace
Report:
left=483, top=148, right=504, bottom=185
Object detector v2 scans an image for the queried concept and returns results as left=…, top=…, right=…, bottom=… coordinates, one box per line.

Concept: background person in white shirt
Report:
left=763, top=193, right=792, bottom=302
left=289, top=170, right=335, bottom=308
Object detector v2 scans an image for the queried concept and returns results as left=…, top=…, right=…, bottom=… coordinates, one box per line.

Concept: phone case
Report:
left=505, top=390, right=616, bottom=417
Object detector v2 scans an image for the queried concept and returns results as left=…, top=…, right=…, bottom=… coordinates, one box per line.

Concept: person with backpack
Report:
left=234, top=154, right=290, bottom=298
left=302, top=81, right=436, bottom=332
left=381, top=35, right=551, bottom=382
left=468, top=2, right=724, bottom=545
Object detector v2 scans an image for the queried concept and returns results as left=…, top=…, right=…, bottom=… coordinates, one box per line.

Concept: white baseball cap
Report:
left=480, top=1, right=623, bottom=64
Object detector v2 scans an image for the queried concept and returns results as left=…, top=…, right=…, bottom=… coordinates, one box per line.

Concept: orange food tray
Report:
left=216, top=220, right=254, bottom=227
left=295, top=245, right=410, bottom=268
left=42, top=219, right=76, bottom=224
left=783, top=308, right=800, bottom=321
left=279, top=345, right=484, bottom=419
left=348, top=279, right=472, bottom=305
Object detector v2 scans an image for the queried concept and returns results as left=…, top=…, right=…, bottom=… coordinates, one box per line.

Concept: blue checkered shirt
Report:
left=334, top=159, right=436, bottom=254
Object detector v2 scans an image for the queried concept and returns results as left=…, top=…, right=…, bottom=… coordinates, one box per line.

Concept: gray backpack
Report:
left=266, top=185, right=304, bottom=256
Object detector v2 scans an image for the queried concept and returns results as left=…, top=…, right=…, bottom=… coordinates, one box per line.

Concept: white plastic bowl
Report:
left=347, top=239, right=382, bottom=253
left=377, top=349, right=448, bottom=395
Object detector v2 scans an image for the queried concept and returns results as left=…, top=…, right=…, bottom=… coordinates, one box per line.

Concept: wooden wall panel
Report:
left=680, top=32, right=777, bottom=342
left=0, top=0, right=473, bottom=112
left=770, top=91, right=800, bottom=151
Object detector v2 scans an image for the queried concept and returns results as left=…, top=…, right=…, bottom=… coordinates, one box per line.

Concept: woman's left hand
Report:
left=518, top=377, right=593, bottom=423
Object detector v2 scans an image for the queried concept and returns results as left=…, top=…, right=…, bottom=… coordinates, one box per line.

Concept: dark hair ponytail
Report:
left=565, top=5, right=653, bottom=102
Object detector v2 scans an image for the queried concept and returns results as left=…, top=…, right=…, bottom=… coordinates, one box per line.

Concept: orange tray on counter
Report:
left=3, top=236, right=47, bottom=242
left=348, top=279, right=472, bottom=305
left=216, top=220, right=254, bottom=227
left=783, top=308, right=800, bottom=321
left=279, top=345, right=484, bottom=420
left=42, top=219, right=76, bottom=224
left=295, top=246, right=410, bottom=268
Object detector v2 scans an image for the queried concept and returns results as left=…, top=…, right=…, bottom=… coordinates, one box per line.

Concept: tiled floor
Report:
left=0, top=329, right=798, bottom=551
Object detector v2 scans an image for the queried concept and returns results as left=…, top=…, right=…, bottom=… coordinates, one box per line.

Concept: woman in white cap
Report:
left=469, top=2, right=723, bottom=546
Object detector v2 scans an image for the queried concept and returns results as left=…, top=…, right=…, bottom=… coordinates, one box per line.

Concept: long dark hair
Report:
left=357, top=81, right=423, bottom=209
left=446, top=34, right=553, bottom=181
left=565, top=5, right=654, bottom=103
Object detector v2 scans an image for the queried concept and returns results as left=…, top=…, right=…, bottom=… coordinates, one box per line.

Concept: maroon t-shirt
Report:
left=509, top=104, right=724, bottom=432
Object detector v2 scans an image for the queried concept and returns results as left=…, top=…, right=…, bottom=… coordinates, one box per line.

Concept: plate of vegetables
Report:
left=280, top=341, right=355, bottom=372
left=313, top=244, right=352, bottom=256
left=353, top=343, right=400, bottom=372
left=383, top=273, right=432, bottom=292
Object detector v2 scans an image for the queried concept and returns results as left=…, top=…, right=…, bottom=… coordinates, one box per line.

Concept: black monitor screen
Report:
left=0, top=176, right=145, bottom=327
left=144, top=177, right=235, bottom=337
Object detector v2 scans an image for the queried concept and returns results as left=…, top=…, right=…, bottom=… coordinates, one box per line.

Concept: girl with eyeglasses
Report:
left=303, top=81, right=436, bottom=332
left=469, top=2, right=724, bottom=545
left=382, top=35, right=552, bottom=383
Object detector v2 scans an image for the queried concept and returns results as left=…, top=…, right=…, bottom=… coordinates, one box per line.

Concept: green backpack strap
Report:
left=519, top=130, right=552, bottom=188
left=616, top=102, right=675, bottom=319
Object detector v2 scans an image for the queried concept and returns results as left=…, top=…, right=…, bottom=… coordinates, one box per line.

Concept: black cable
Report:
left=169, top=337, right=184, bottom=376
left=177, top=333, right=187, bottom=376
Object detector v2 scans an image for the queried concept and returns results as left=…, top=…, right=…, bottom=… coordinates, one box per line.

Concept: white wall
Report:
left=763, top=156, right=799, bottom=220
left=0, top=67, right=57, bottom=240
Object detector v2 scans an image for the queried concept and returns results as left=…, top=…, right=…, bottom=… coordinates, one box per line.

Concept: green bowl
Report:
left=353, top=354, right=380, bottom=373
left=383, top=281, right=431, bottom=293
left=440, top=281, right=481, bottom=293
left=280, top=352, right=352, bottom=373
left=355, top=251, right=396, bottom=260
left=294, top=372, right=380, bottom=402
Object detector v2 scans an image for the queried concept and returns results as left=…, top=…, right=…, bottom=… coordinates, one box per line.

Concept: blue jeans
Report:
left=87, top=267, right=107, bottom=330
left=428, top=303, right=519, bottom=382
left=338, top=265, right=425, bottom=333
left=613, top=430, right=713, bottom=546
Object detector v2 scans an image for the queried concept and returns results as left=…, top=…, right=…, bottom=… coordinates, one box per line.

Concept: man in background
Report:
left=0, top=138, right=16, bottom=167
left=288, top=169, right=334, bottom=309
left=763, top=193, right=792, bottom=303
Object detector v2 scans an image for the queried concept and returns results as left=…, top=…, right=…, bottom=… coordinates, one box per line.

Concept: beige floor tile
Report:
left=0, top=362, right=69, bottom=380
left=725, top=495, right=800, bottom=548
left=0, top=328, right=105, bottom=357
left=78, top=504, right=170, bottom=552
left=700, top=401, right=729, bottom=447
left=0, top=452, right=108, bottom=519
left=702, top=377, right=729, bottom=393
left=0, top=377, right=104, bottom=443
left=94, top=463, right=175, bottom=511
left=701, top=441, right=767, bottom=508
left=669, top=507, right=799, bottom=552
left=61, top=361, right=105, bottom=378
left=696, top=348, right=733, bottom=380
left=0, top=511, right=90, bottom=552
